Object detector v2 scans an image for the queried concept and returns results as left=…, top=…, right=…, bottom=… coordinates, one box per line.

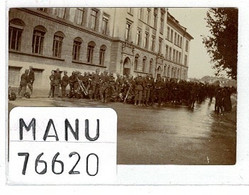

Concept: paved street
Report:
left=9, top=96, right=236, bottom=165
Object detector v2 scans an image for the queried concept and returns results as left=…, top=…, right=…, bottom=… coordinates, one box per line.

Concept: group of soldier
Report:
left=47, top=68, right=236, bottom=112
left=15, top=66, right=35, bottom=98
left=10, top=66, right=235, bottom=113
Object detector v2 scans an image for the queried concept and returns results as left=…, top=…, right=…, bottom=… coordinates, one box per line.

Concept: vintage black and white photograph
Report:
left=8, top=7, right=237, bottom=165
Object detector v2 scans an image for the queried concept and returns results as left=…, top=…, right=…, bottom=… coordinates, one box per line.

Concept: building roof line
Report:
left=167, top=12, right=194, bottom=40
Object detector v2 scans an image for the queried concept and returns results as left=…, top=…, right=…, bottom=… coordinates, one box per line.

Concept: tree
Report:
left=203, top=8, right=238, bottom=80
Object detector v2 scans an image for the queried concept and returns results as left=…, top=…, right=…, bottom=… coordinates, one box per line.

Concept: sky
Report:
left=168, top=8, right=216, bottom=79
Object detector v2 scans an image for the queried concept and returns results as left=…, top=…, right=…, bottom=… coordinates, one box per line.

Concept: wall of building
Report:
left=8, top=8, right=193, bottom=91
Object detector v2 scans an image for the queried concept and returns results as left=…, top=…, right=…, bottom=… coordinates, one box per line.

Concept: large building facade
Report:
left=9, top=8, right=193, bottom=90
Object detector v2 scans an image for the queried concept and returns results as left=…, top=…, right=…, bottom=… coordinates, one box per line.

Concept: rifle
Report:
left=124, top=84, right=132, bottom=103
left=76, top=77, right=88, bottom=96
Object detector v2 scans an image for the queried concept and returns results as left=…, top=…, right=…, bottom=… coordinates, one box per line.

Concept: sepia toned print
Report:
left=8, top=8, right=237, bottom=165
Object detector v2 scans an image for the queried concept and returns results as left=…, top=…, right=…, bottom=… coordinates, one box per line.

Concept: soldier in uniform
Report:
left=53, top=68, right=61, bottom=97
left=48, top=70, right=55, bottom=98
left=87, top=72, right=94, bottom=100
left=223, top=87, right=232, bottom=112
left=18, top=69, right=29, bottom=97
left=99, top=70, right=109, bottom=103
left=215, top=86, right=226, bottom=114
left=68, top=71, right=77, bottom=98
left=154, top=75, right=164, bottom=106
left=82, top=72, right=90, bottom=96
left=8, top=86, right=16, bottom=101
left=114, top=74, right=123, bottom=101
left=143, top=74, right=154, bottom=106
left=134, top=75, right=143, bottom=106
left=92, top=68, right=101, bottom=100
left=61, top=71, right=69, bottom=97
left=27, top=66, right=35, bottom=95
left=108, top=72, right=116, bottom=102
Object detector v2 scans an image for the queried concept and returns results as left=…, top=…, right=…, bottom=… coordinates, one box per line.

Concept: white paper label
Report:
left=8, top=107, right=117, bottom=184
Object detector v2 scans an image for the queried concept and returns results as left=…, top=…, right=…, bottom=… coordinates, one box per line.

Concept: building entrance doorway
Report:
left=123, top=57, right=131, bottom=77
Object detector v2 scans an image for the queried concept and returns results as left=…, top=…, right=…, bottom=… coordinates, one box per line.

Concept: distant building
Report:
left=9, top=8, right=193, bottom=90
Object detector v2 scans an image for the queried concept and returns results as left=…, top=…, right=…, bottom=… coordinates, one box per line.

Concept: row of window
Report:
left=166, top=26, right=184, bottom=49
left=134, top=55, right=154, bottom=73
left=127, top=21, right=189, bottom=58
left=128, top=8, right=165, bottom=33
left=162, top=65, right=187, bottom=79
left=37, top=8, right=110, bottom=36
left=37, top=8, right=190, bottom=54
left=165, top=45, right=182, bottom=64
left=132, top=53, right=187, bottom=79
left=9, top=18, right=107, bottom=65
left=37, top=8, right=189, bottom=57
left=135, top=28, right=156, bottom=52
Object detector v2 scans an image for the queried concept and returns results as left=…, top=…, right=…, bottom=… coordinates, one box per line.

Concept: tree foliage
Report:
left=203, top=8, right=238, bottom=80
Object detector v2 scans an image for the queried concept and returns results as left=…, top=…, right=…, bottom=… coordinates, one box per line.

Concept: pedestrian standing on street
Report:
left=27, top=66, right=35, bottom=95
left=48, top=70, right=55, bottom=98
left=18, top=69, right=29, bottom=97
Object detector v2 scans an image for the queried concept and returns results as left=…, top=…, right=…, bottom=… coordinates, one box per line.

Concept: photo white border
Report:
left=1, top=0, right=249, bottom=193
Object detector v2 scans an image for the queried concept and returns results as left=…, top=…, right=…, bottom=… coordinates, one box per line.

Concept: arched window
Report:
left=72, top=37, right=82, bottom=61
left=149, top=59, right=153, bottom=73
left=32, top=25, right=47, bottom=54
left=87, top=41, right=96, bottom=63
left=53, top=31, right=64, bottom=58
left=134, top=54, right=139, bottom=71
left=99, top=45, right=106, bottom=65
left=9, top=18, right=25, bottom=51
left=142, top=56, right=147, bottom=72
